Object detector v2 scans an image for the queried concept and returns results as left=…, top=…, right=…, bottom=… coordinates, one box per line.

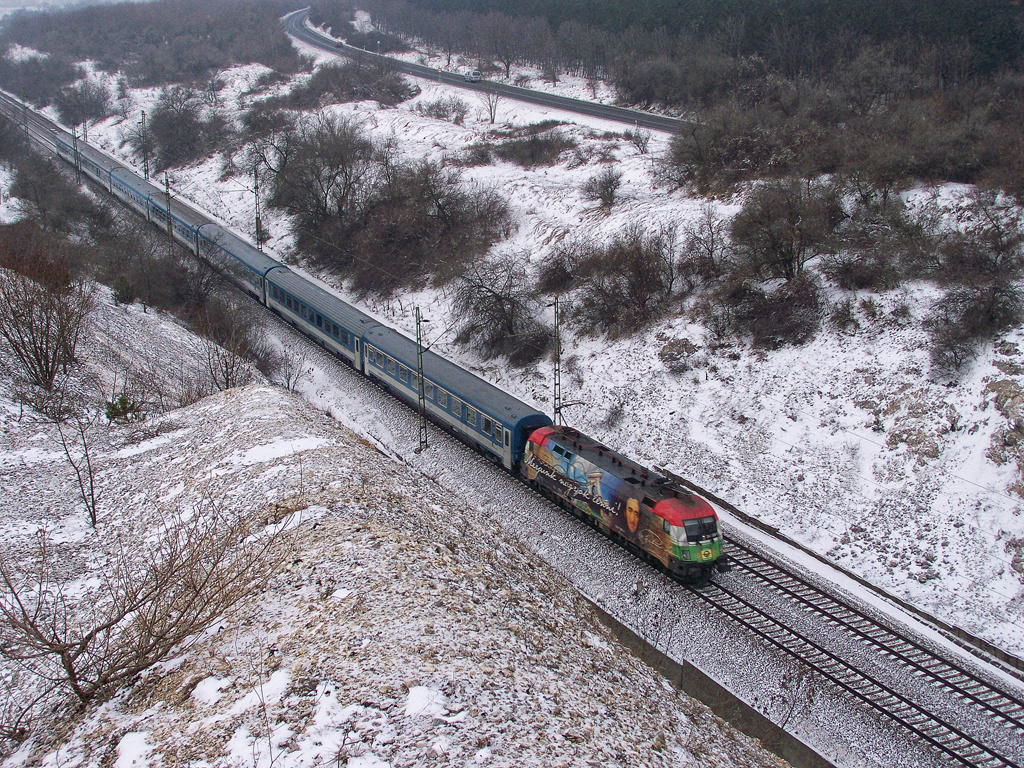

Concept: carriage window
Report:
left=504, top=430, right=510, bottom=446
left=301, top=305, right=307, bottom=319
left=483, top=417, right=493, bottom=435
left=342, top=331, right=349, bottom=345
left=332, top=324, right=339, bottom=337
left=387, top=359, right=396, bottom=374
left=425, top=382, right=434, bottom=399
left=552, top=445, right=565, bottom=456
left=316, top=315, right=323, bottom=328
left=438, top=391, right=448, bottom=407
left=466, top=408, right=477, bottom=427
left=368, top=348, right=376, bottom=363
left=398, top=365, right=407, bottom=380
left=452, top=400, right=462, bottom=417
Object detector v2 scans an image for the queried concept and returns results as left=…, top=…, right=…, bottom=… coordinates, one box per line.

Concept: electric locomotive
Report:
left=522, top=426, right=725, bottom=578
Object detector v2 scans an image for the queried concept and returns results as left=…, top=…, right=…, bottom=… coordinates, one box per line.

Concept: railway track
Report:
left=695, top=533, right=1024, bottom=768
left=4, top=87, right=1024, bottom=768
left=725, top=537, right=1024, bottom=732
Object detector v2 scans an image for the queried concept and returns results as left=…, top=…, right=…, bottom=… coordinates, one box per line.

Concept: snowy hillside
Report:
left=6, top=8, right=1024, bottom=661
left=0, top=291, right=786, bottom=767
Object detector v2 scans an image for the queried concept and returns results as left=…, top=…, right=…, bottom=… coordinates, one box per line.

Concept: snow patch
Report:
left=403, top=686, right=447, bottom=718
left=226, top=436, right=331, bottom=466
left=192, top=676, right=231, bottom=705
left=114, top=732, right=151, bottom=768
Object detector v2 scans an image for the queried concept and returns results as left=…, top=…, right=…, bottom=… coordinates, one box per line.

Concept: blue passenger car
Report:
left=110, top=169, right=154, bottom=217
left=196, top=224, right=281, bottom=303
left=266, top=270, right=379, bottom=366
left=362, top=326, right=551, bottom=470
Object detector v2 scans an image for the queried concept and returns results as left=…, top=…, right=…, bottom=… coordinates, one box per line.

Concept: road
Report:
left=282, top=9, right=686, bottom=135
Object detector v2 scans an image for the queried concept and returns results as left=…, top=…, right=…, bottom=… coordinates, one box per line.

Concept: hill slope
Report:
left=0, top=295, right=785, bottom=767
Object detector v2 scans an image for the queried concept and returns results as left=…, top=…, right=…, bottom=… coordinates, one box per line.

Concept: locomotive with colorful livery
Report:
left=522, top=426, right=725, bottom=578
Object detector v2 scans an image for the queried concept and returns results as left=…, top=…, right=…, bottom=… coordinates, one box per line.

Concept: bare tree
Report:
left=683, top=203, right=732, bottom=283
left=730, top=178, right=844, bottom=281
left=275, top=348, right=312, bottom=393
left=0, top=674, right=40, bottom=752
left=197, top=302, right=268, bottom=391
left=0, top=503, right=285, bottom=707
left=268, top=113, right=379, bottom=234
left=626, top=127, right=651, bottom=154
left=54, top=404, right=101, bottom=527
left=479, top=85, right=501, bottom=124
left=0, top=269, right=93, bottom=391
left=203, top=335, right=254, bottom=392
left=453, top=253, right=551, bottom=366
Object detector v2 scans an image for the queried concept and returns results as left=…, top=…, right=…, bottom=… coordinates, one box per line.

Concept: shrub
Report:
left=0, top=114, right=28, bottom=167
left=10, top=155, right=112, bottom=237
left=720, top=275, right=824, bottom=349
left=141, top=85, right=232, bottom=170
left=0, top=505, right=284, bottom=708
left=680, top=203, right=732, bottom=287
left=0, top=268, right=94, bottom=391
left=240, top=102, right=297, bottom=140
left=417, top=94, right=470, bottom=124
left=581, top=166, right=623, bottom=208
left=659, top=337, right=700, bottom=373
left=456, top=144, right=494, bottom=166
left=342, top=161, right=512, bottom=295
left=927, top=281, right=1023, bottom=374
left=53, top=80, right=111, bottom=126
left=821, top=251, right=901, bottom=291
left=105, top=393, right=144, bottom=423
left=1, top=0, right=302, bottom=87
left=492, top=129, right=577, bottom=167
left=830, top=298, right=860, bottom=334
left=0, top=55, right=80, bottom=106
left=935, top=191, right=1024, bottom=285
left=730, top=178, right=843, bottom=281
left=111, top=274, right=135, bottom=305
left=344, top=30, right=410, bottom=53
left=536, top=239, right=591, bottom=295
left=282, top=62, right=417, bottom=109
left=571, top=225, right=678, bottom=337
left=266, top=113, right=379, bottom=235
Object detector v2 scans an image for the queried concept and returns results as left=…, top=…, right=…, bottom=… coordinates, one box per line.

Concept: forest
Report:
left=327, top=0, right=1024, bottom=198
left=351, top=0, right=1023, bottom=74
left=0, top=0, right=305, bottom=100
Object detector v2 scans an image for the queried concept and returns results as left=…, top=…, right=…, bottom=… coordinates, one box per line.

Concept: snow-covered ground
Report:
left=0, top=167, right=20, bottom=223
left=0, top=290, right=787, bottom=768
left=6, top=11, right=1024, bottom=666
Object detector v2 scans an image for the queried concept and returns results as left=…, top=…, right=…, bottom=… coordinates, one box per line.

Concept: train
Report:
left=47, top=122, right=726, bottom=579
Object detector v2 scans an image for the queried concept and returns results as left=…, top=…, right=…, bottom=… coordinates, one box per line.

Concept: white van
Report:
left=464, top=70, right=481, bottom=82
